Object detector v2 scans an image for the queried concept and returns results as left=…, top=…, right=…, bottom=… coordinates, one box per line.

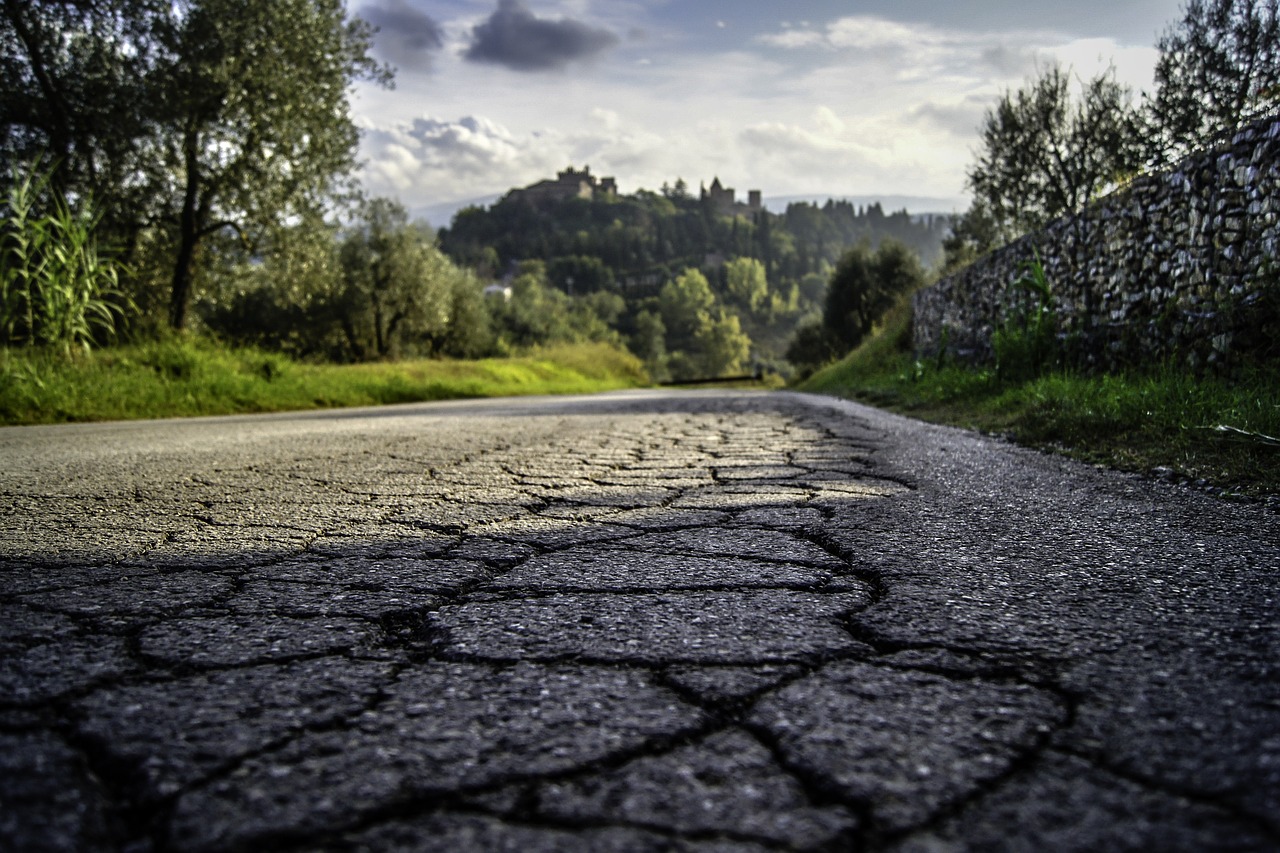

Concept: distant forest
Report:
left=436, top=187, right=950, bottom=377
left=440, top=189, right=948, bottom=295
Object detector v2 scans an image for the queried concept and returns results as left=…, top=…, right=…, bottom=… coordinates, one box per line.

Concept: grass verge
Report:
left=799, top=295, right=1280, bottom=500
left=0, top=340, right=650, bottom=425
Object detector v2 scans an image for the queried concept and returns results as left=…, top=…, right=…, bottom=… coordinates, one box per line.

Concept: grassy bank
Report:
left=799, top=297, right=1280, bottom=499
left=0, top=340, right=650, bottom=425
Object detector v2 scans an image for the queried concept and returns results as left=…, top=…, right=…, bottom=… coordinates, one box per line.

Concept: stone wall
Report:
left=913, top=114, right=1280, bottom=370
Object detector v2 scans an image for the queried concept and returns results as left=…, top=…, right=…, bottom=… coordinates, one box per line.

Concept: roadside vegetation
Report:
left=801, top=293, right=1280, bottom=498
left=1, top=0, right=1277, bottom=458
left=791, top=0, right=1279, bottom=500
left=0, top=340, right=647, bottom=425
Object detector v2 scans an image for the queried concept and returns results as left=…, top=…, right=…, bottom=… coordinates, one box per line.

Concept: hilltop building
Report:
left=701, top=178, right=763, bottom=217
left=506, top=166, right=617, bottom=207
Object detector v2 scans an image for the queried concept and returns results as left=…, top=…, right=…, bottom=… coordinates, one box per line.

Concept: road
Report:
left=1, top=389, right=1277, bottom=852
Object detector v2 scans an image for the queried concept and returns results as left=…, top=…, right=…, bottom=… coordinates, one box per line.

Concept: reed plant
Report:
left=1, top=159, right=131, bottom=353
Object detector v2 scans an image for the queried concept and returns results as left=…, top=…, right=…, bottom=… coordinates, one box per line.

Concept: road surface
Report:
left=1, top=389, right=1277, bottom=851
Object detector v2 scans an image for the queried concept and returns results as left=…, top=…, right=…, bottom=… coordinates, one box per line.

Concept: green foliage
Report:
left=1, top=160, right=131, bottom=352
left=492, top=261, right=578, bottom=348
left=438, top=188, right=947, bottom=373
left=969, top=64, right=1144, bottom=242
left=629, top=309, right=669, bottom=381
left=1, top=0, right=390, bottom=330
left=659, top=268, right=716, bottom=346
left=548, top=255, right=615, bottom=294
left=799, top=297, right=1280, bottom=497
left=823, top=240, right=924, bottom=352
left=200, top=200, right=500, bottom=363
left=992, top=250, right=1059, bottom=381
left=335, top=198, right=451, bottom=360
left=1149, top=0, right=1280, bottom=164
left=654, top=268, right=752, bottom=380
left=0, top=1, right=169, bottom=240
left=0, top=340, right=649, bottom=425
left=940, top=199, right=1003, bottom=273
left=724, top=257, right=769, bottom=315
left=784, top=319, right=841, bottom=379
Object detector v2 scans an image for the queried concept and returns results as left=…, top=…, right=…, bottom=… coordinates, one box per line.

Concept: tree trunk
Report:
left=169, top=126, right=203, bottom=330
left=3, top=0, right=72, bottom=172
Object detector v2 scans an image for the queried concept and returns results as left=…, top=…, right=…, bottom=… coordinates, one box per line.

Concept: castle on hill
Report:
left=506, top=166, right=617, bottom=207
left=701, top=177, right=762, bottom=217
left=504, top=168, right=763, bottom=219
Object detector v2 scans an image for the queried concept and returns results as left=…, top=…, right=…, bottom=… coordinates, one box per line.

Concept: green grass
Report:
left=800, top=294, right=1280, bottom=498
left=0, top=339, right=651, bottom=425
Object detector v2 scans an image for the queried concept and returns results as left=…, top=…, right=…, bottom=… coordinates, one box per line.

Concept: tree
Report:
left=658, top=268, right=716, bottom=348
left=940, top=199, right=1002, bottom=273
left=785, top=319, right=841, bottom=377
left=725, top=257, right=769, bottom=315
left=968, top=64, right=1144, bottom=242
left=2, top=0, right=390, bottom=331
left=690, top=310, right=750, bottom=378
left=823, top=241, right=923, bottom=351
left=1149, top=0, right=1280, bottom=164
left=657, top=267, right=752, bottom=379
left=197, top=212, right=345, bottom=357
left=336, top=199, right=451, bottom=360
left=630, top=308, right=668, bottom=379
left=492, top=261, right=577, bottom=348
left=158, top=0, right=388, bottom=330
left=1, top=0, right=168, bottom=234
left=435, top=271, right=494, bottom=359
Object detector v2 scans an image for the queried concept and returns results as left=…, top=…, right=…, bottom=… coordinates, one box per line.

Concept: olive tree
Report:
left=336, top=198, right=452, bottom=360
left=158, top=0, right=389, bottom=329
left=968, top=64, right=1144, bottom=242
left=1148, top=0, right=1280, bottom=164
left=2, top=0, right=390, bottom=331
left=823, top=241, right=923, bottom=352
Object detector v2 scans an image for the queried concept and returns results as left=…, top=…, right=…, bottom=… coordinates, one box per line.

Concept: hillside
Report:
left=435, top=179, right=950, bottom=378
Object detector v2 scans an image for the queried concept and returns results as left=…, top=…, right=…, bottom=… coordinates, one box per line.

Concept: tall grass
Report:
left=1, top=160, right=131, bottom=353
left=0, top=339, right=650, bottom=425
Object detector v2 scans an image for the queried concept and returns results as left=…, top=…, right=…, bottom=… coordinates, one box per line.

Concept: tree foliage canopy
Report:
left=1149, top=0, right=1280, bottom=163
left=968, top=64, right=1144, bottom=242
left=823, top=241, right=923, bottom=352
left=1, top=0, right=389, bottom=330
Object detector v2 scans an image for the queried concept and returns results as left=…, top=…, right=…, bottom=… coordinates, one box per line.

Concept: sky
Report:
left=350, top=0, right=1188, bottom=225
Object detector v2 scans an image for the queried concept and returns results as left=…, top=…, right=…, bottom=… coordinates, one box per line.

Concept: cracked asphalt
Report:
left=1, top=389, right=1277, bottom=852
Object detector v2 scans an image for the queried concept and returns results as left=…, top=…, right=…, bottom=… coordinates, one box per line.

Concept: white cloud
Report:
left=349, top=8, right=1168, bottom=217
left=756, top=15, right=1153, bottom=90
left=359, top=111, right=675, bottom=206
left=361, top=115, right=562, bottom=201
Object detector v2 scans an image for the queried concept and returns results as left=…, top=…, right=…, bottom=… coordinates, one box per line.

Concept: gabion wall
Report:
left=913, top=113, right=1280, bottom=370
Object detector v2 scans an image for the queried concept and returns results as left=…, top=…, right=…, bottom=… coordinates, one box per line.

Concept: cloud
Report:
left=464, top=0, right=620, bottom=72
left=359, top=0, right=444, bottom=72
left=757, top=16, right=921, bottom=52
left=908, top=96, right=993, bottom=137
left=360, top=113, right=661, bottom=208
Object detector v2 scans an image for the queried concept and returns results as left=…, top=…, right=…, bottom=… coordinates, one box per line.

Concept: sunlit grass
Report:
left=0, top=339, right=650, bottom=425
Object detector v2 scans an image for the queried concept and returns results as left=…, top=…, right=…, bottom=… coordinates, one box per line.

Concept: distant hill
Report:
left=415, top=191, right=968, bottom=230
left=437, top=186, right=953, bottom=292
left=763, top=194, right=969, bottom=217
left=410, top=194, right=502, bottom=229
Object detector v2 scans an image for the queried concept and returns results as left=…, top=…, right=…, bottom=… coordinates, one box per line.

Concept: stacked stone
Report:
left=914, top=112, right=1280, bottom=371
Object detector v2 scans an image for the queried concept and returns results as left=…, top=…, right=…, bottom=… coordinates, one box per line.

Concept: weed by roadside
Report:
left=799, top=292, right=1280, bottom=500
